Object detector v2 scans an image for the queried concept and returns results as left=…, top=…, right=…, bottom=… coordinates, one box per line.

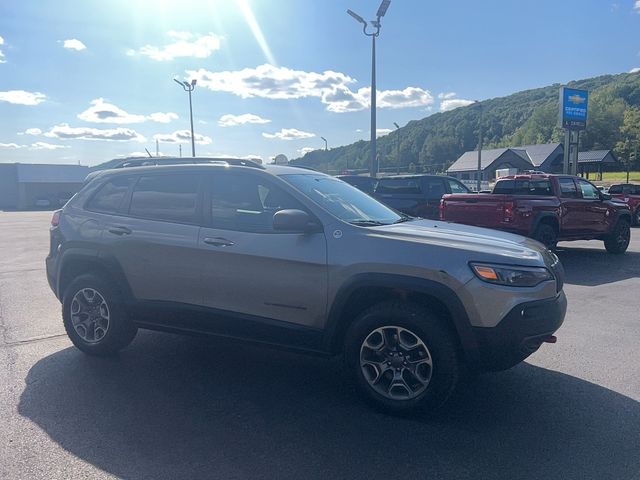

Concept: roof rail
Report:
left=114, top=156, right=265, bottom=170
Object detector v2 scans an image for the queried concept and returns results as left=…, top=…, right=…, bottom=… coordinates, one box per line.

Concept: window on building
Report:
left=129, top=174, right=199, bottom=224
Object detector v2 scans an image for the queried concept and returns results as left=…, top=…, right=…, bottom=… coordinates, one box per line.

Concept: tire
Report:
left=533, top=222, right=558, bottom=250
left=344, top=301, right=462, bottom=414
left=62, top=274, right=137, bottom=356
left=604, top=218, right=631, bottom=254
left=634, top=207, right=640, bottom=227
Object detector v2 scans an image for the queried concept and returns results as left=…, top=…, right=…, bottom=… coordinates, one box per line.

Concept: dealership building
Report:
left=0, top=163, right=89, bottom=210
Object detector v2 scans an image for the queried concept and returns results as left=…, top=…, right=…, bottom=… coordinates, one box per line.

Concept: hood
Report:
left=368, top=219, right=548, bottom=265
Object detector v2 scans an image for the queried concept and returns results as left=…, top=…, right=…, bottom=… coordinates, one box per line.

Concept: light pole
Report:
left=173, top=78, right=197, bottom=157
left=321, top=136, right=328, bottom=151
left=347, top=0, right=391, bottom=178
left=475, top=100, right=483, bottom=192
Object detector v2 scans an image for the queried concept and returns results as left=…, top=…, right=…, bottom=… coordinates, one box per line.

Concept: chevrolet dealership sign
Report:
left=559, top=87, right=589, bottom=130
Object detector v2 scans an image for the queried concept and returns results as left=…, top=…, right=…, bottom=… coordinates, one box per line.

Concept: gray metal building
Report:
left=0, top=163, right=89, bottom=209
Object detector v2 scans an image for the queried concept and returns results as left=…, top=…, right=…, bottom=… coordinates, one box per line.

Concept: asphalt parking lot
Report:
left=1, top=211, right=639, bottom=480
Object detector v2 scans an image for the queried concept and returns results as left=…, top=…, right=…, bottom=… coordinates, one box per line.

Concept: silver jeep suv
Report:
left=46, top=160, right=566, bottom=413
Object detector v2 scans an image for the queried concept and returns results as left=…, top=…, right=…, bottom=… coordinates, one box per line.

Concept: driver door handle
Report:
left=203, top=237, right=235, bottom=247
left=107, top=226, right=132, bottom=236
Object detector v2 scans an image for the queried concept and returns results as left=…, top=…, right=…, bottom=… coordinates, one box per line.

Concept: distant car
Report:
left=373, top=174, right=470, bottom=219
left=336, top=175, right=378, bottom=195
left=34, top=197, right=51, bottom=208
left=608, top=183, right=640, bottom=225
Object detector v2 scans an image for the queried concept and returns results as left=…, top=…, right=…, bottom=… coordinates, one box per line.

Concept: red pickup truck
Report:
left=440, top=174, right=632, bottom=253
left=607, top=183, right=640, bottom=225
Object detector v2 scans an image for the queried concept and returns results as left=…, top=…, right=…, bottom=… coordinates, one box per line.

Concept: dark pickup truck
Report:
left=440, top=174, right=632, bottom=253
left=373, top=174, right=470, bottom=220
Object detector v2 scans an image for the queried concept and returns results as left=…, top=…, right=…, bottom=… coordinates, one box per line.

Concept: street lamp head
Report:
left=173, top=78, right=184, bottom=87
left=191, top=79, right=197, bottom=87
left=376, top=0, right=391, bottom=18
left=347, top=9, right=367, bottom=25
left=183, top=81, right=191, bottom=89
left=393, top=122, right=400, bottom=129
left=321, top=136, right=327, bottom=142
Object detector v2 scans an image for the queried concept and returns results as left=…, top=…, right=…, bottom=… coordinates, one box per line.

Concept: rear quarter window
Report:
left=86, top=176, right=131, bottom=214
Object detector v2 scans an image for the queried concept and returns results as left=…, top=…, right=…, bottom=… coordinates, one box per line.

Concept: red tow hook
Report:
left=543, top=335, right=557, bottom=344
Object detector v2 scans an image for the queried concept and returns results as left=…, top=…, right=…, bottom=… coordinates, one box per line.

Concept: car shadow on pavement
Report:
left=555, top=245, right=640, bottom=286
left=19, top=331, right=640, bottom=480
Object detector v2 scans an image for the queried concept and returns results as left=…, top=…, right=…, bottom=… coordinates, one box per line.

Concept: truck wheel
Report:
left=604, top=219, right=631, bottom=254
left=344, top=302, right=461, bottom=414
left=533, top=223, right=557, bottom=250
left=62, top=274, right=137, bottom=356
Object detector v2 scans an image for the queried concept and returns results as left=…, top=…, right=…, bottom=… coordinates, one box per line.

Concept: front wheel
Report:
left=634, top=207, right=640, bottom=227
left=344, top=302, right=462, bottom=414
left=604, top=218, right=631, bottom=254
left=62, top=274, right=137, bottom=355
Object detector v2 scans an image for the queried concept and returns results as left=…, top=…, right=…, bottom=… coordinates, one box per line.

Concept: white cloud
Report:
left=438, top=92, right=456, bottom=100
left=376, top=128, right=393, bottom=137
left=0, top=35, right=5, bottom=63
left=630, top=67, right=640, bottom=73
left=0, top=90, right=46, bottom=105
left=153, top=130, right=212, bottom=145
left=188, top=64, right=433, bottom=113
left=297, top=147, right=315, bottom=155
left=30, top=141, right=70, bottom=150
left=77, top=98, right=177, bottom=124
left=635, top=0, right=640, bottom=12
left=218, top=113, right=271, bottom=127
left=63, top=39, right=87, bottom=51
left=262, top=128, right=315, bottom=140
left=440, top=97, right=475, bottom=112
left=18, top=128, right=43, bottom=136
left=132, top=31, right=222, bottom=61
left=0, top=142, right=22, bottom=149
left=45, top=124, right=146, bottom=142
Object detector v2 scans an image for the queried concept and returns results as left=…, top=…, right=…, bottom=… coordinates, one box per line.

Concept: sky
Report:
left=0, top=0, right=639, bottom=166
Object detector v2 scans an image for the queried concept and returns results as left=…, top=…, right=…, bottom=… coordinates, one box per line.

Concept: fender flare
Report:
left=322, top=273, right=480, bottom=363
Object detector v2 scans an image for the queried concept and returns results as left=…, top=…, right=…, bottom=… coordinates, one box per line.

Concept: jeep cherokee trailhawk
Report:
left=47, top=159, right=567, bottom=413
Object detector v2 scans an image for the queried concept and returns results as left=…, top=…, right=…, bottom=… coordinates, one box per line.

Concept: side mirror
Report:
left=273, top=209, right=320, bottom=233
left=601, top=193, right=612, bottom=201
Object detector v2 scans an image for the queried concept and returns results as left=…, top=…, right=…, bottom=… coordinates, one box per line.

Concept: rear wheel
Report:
left=604, top=218, right=631, bottom=254
left=344, top=302, right=462, bottom=414
left=533, top=223, right=558, bottom=250
left=62, top=274, right=137, bottom=355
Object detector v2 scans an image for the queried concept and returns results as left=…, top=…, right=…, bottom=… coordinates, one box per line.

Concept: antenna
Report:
left=145, top=148, right=153, bottom=158
left=179, top=144, right=182, bottom=158
left=156, top=139, right=159, bottom=157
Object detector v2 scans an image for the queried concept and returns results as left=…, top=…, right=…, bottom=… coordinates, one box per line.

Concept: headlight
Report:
left=470, top=263, right=554, bottom=287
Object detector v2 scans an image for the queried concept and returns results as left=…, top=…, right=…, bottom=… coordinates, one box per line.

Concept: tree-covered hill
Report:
left=291, top=72, right=640, bottom=173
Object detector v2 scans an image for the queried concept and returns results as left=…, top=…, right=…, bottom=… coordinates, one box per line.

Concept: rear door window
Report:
left=558, top=178, right=579, bottom=198
left=423, top=178, right=446, bottom=199
left=129, top=174, right=200, bottom=224
left=375, top=178, right=422, bottom=194
left=86, top=176, right=131, bottom=214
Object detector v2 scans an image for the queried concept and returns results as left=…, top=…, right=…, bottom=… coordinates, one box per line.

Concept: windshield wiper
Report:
left=349, top=220, right=387, bottom=226
left=392, top=215, right=414, bottom=224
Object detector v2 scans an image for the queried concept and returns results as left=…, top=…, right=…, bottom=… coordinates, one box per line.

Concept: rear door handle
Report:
left=107, top=226, right=132, bottom=236
left=203, top=237, right=234, bottom=247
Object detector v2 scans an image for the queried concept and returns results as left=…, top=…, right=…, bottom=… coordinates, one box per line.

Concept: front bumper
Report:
left=471, top=290, right=567, bottom=371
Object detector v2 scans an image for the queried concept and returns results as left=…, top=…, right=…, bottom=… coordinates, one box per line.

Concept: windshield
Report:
left=282, top=174, right=403, bottom=225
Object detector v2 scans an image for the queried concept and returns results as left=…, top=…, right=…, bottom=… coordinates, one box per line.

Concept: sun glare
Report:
left=236, top=0, right=277, bottom=66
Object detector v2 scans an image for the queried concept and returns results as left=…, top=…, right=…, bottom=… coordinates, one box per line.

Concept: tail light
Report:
left=439, top=199, right=445, bottom=220
left=503, top=201, right=514, bottom=223
left=51, top=210, right=61, bottom=227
